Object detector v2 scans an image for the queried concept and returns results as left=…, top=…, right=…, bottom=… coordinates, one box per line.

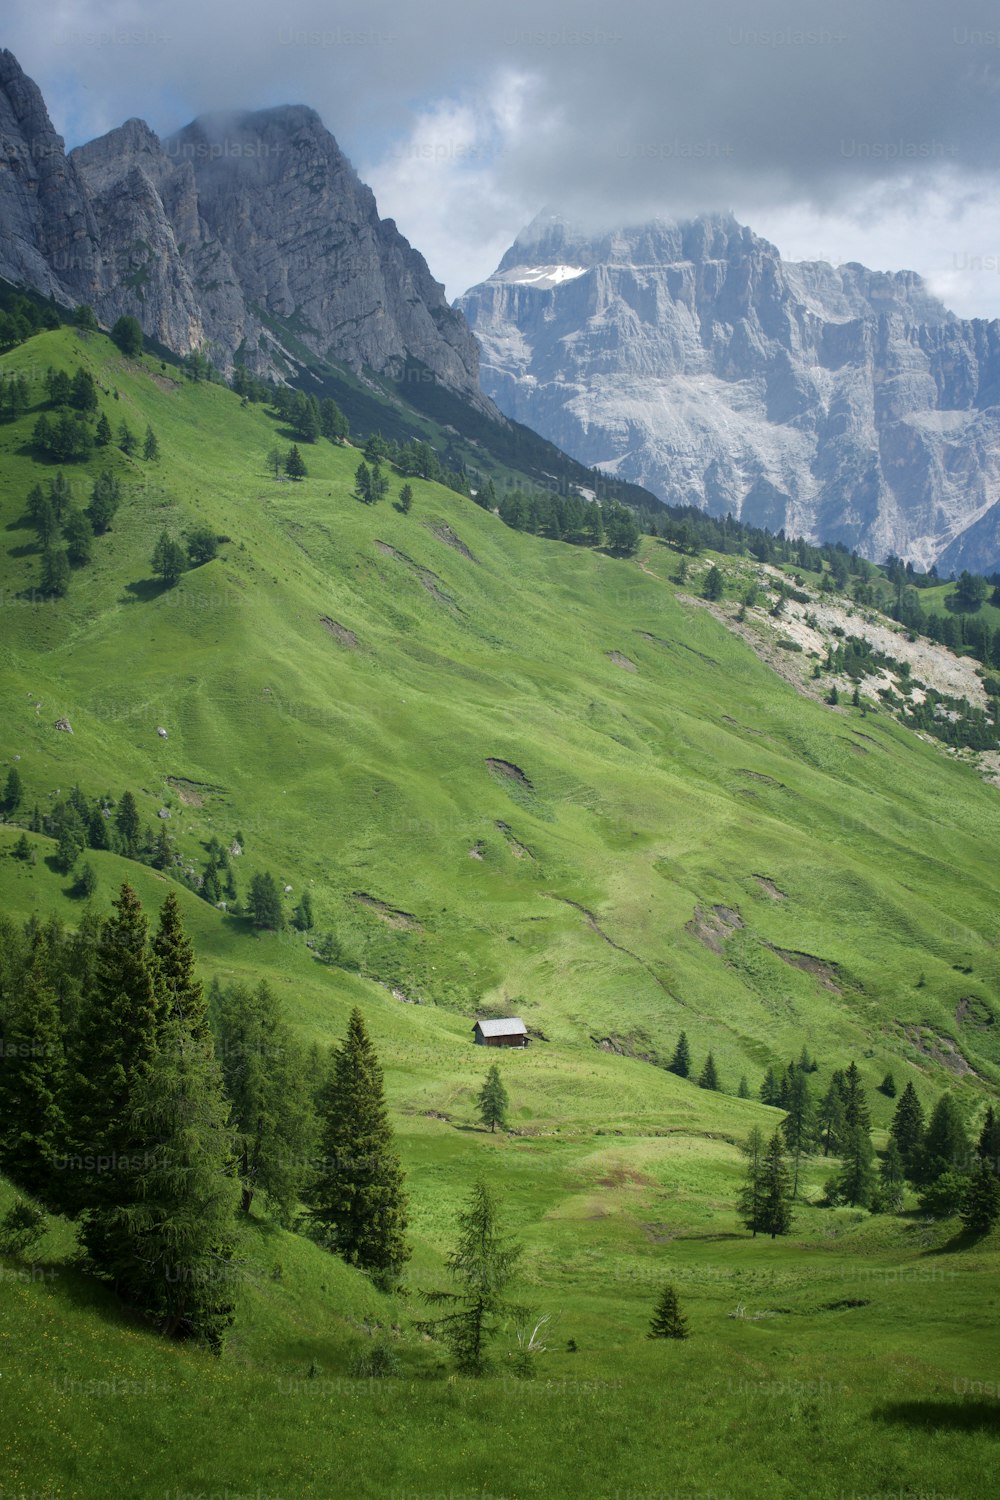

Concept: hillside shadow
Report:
left=874, top=1400, right=1000, bottom=1434
left=121, top=578, right=167, bottom=604
left=919, top=1226, right=983, bottom=1256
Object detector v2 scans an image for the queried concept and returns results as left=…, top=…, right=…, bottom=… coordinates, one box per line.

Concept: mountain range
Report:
left=6, top=46, right=1000, bottom=572
left=459, top=213, right=1000, bottom=574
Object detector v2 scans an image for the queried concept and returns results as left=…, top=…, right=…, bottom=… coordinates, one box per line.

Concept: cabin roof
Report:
left=473, top=1017, right=528, bottom=1037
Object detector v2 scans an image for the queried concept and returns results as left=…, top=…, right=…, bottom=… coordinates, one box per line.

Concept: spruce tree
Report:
left=4, top=766, right=23, bottom=814
left=212, top=980, right=315, bottom=1222
left=247, top=871, right=283, bottom=929
left=0, top=933, right=66, bottom=1208
left=738, top=1126, right=766, bottom=1237
left=70, top=884, right=162, bottom=1243
left=94, top=1007, right=240, bottom=1347
left=477, top=1064, right=509, bottom=1133
left=114, top=790, right=141, bottom=857
left=306, top=1008, right=409, bottom=1285
left=841, top=1061, right=871, bottom=1131
left=877, top=1139, right=906, bottom=1213
left=961, top=1157, right=1000, bottom=1235
left=668, top=1031, right=691, bottom=1079
left=977, top=1105, right=1000, bottom=1178
left=419, top=1179, right=522, bottom=1375
left=285, top=445, right=307, bottom=480
left=781, top=1068, right=815, bottom=1197
left=647, top=1283, right=690, bottom=1339
left=737, top=1075, right=750, bottom=1099
left=760, top=1066, right=782, bottom=1107
left=918, top=1094, right=971, bottom=1185
left=836, top=1122, right=876, bottom=1208
left=354, top=460, right=372, bottom=502
left=152, top=891, right=209, bottom=1044
left=879, top=1072, right=897, bottom=1098
left=397, top=483, right=414, bottom=514
left=293, top=891, right=314, bottom=932
left=95, top=412, right=113, bottom=446
left=889, top=1081, right=925, bottom=1176
left=698, top=1052, right=720, bottom=1091
left=759, top=1131, right=793, bottom=1238
left=143, top=424, right=159, bottom=461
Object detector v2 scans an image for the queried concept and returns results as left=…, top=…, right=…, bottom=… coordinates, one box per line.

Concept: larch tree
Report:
left=419, top=1179, right=522, bottom=1375
left=477, top=1064, right=509, bottom=1133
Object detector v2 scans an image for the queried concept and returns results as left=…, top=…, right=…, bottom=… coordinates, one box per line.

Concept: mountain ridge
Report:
left=459, top=211, right=1000, bottom=572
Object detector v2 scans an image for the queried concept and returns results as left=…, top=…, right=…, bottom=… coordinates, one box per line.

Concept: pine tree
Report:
left=961, top=1157, right=1000, bottom=1234
left=4, top=766, right=24, bottom=814
left=247, top=871, right=283, bottom=929
left=63, top=508, right=94, bottom=567
left=419, top=1179, right=522, bottom=1375
left=477, top=1064, right=509, bottom=1133
left=114, top=790, right=141, bottom=857
left=69, top=884, right=162, bottom=1236
left=306, top=1008, right=409, bottom=1284
left=760, top=1065, right=782, bottom=1107
left=285, top=445, right=306, bottom=480
left=841, top=1061, right=871, bottom=1131
left=702, top=565, right=724, bottom=600
left=95, top=412, right=113, bottom=446
left=877, top=1139, right=906, bottom=1213
left=13, top=833, right=31, bottom=862
left=698, top=1052, right=720, bottom=1090
left=738, top=1126, right=766, bottom=1237
left=647, top=1283, right=690, bottom=1339
left=266, top=446, right=284, bottom=479
left=977, top=1105, right=1000, bottom=1179
left=118, top=421, right=136, bottom=455
left=212, top=980, right=316, bottom=1222
left=87, top=471, right=121, bottom=533
left=152, top=892, right=209, bottom=1044
left=397, top=483, right=414, bottom=514
left=781, top=1068, right=815, bottom=1197
left=668, top=1031, right=691, bottom=1079
left=94, top=1006, right=240, bottom=1347
left=759, top=1131, right=793, bottom=1238
left=151, top=531, right=186, bottom=587
left=40, top=545, right=70, bottom=598
left=918, top=1094, right=971, bottom=1185
left=0, top=933, right=66, bottom=1208
left=889, top=1081, right=926, bottom=1177
left=836, top=1122, right=876, bottom=1207
left=143, top=425, right=159, bottom=461
left=354, top=460, right=372, bottom=502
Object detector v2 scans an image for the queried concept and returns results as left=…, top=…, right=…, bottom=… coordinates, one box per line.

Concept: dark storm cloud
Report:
left=9, top=0, right=1000, bottom=205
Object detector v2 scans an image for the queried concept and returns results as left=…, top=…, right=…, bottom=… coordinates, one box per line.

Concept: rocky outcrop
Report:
left=0, top=50, right=485, bottom=403
left=458, top=213, right=1000, bottom=572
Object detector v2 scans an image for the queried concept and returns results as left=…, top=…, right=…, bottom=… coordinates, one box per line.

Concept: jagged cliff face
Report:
left=0, top=50, right=485, bottom=400
left=458, top=214, right=1000, bottom=571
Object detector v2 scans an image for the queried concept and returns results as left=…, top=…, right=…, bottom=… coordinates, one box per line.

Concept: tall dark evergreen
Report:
left=698, top=1052, right=720, bottom=1091
left=0, top=932, right=66, bottom=1207
left=759, top=1131, right=793, bottom=1238
left=918, top=1094, right=971, bottom=1185
left=759, top=1066, right=782, bottom=1107
left=781, top=1068, right=815, bottom=1197
left=114, top=790, right=141, bottom=857
left=836, top=1122, right=876, bottom=1208
left=152, top=892, right=209, bottom=1044
left=889, top=1081, right=925, bottom=1176
left=961, top=1157, right=1000, bottom=1234
left=306, top=1008, right=409, bottom=1285
left=877, top=1139, right=906, bottom=1213
left=212, top=980, right=316, bottom=1222
left=668, top=1031, right=691, bottom=1079
left=477, top=1064, right=510, bottom=1132
left=738, top=1125, right=766, bottom=1237
left=841, top=1061, right=871, bottom=1131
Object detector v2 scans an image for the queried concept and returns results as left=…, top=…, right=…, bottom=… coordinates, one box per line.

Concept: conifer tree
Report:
left=0, top=933, right=66, bottom=1208
left=152, top=891, right=209, bottom=1044
left=668, top=1031, right=691, bottom=1079
left=781, top=1067, right=815, bottom=1197
left=212, top=980, right=315, bottom=1222
left=114, top=790, right=141, bottom=857
left=961, top=1157, right=1000, bottom=1235
left=247, top=871, right=283, bottom=929
left=889, top=1081, right=926, bottom=1176
left=94, top=1006, right=240, bottom=1347
left=759, top=1065, right=782, bottom=1107
left=647, top=1283, right=690, bottom=1339
left=354, top=460, right=372, bottom=502
left=4, top=766, right=23, bottom=814
left=293, top=890, right=314, bottom=932
left=737, top=1075, right=750, bottom=1099
left=738, top=1126, right=766, bottom=1237
left=306, top=1008, right=409, bottom=1285
left=95, top=411, right=113, bottom=446
left=698, top=1052, right=720, bottom=1091
left=877, top=1139, right=906, bottom=1213
left=143, top=425, right=159, bottom=461
left=841, top=1061, right=871, bottom=1131
left=419, top=1179, right=522, bottom=1375
left=836, top=1122, right=876, bottom=1208
left=284, top=445, right=306, bottom=480
left=977, top=1105, right=1000, bottom=1179
left=397, top=483, right=414, bottom=514
left=879, top=1072, right=897, bottom=1098
left=477, top=1064, right=509, bottom=1133
left=70, top=884, right=162, bottom=1242
left=760, top=1131, right=793, bottom=1238
left=918, top=1094, right=971, bottom=1185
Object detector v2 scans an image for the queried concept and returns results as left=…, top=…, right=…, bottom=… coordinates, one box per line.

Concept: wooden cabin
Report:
left=472, top=1017, right=529, bottom=1048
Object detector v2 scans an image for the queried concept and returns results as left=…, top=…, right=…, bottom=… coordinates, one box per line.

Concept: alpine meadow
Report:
left=3, top=12, right=1000, bottom=1500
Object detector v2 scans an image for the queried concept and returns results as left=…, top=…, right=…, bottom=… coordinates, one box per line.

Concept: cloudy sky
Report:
left=7, top=0, right=1000, bottom=314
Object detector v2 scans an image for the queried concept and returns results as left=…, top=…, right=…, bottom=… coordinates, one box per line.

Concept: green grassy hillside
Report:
left=1, top=326, right=998, bottom=1499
